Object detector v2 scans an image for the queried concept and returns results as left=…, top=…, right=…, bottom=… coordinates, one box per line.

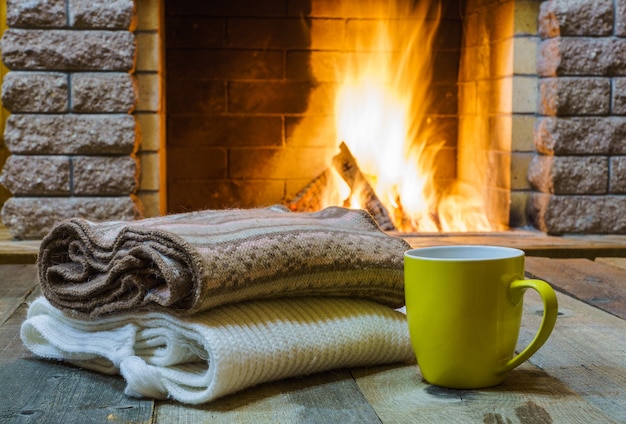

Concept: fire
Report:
left=328, top=0, right=493, bottom=232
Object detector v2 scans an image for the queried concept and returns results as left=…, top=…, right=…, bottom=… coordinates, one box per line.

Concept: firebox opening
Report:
left=164, top=0, right=517, bottom=232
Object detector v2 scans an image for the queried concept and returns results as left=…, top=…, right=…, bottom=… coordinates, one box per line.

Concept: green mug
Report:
left=404, top=245, right=558, bottom=389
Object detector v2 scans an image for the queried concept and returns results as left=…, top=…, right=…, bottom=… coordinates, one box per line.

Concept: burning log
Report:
left=332, top=142, right=396, bottom=231
left=287, top=142, right=396, bottom=231
left=285, top=168, right=334, bottom=213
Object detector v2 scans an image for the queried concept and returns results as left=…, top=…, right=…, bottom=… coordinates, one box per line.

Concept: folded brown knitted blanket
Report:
left=39, top=206, right=410, bottom=317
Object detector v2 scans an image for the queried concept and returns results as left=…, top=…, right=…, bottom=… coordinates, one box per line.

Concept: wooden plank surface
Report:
left=517, top=281, right=626, bottom=423
left=0, top=359, right=155, bottom=424
left=403, top=232, right=626, bottom=258
left=596, top=257, right=626, bottom=271
left=155, top=370, right=381, bottom=423
left=0, top=264, right=38, bottom=325
left=0, top=260, right=624, bottom=423
left=0, top=266, right=154, bottom=423
left=352, top=362, right=613, bottom=424
left=526, top=257, right=626, bottom=319
left=0, top=226, right=39, bottom=264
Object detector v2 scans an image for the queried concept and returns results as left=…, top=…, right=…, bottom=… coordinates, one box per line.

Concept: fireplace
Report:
left=1, top=0, right=626, bottom=239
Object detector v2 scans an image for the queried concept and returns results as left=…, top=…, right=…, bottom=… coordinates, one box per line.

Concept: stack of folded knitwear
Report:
left=21, top=205, right=414, bottom=404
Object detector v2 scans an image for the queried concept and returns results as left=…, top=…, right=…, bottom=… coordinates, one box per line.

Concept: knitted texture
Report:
left=38, top=206, right=410, bottom=317
left=21, top=296, right=414, bottom=404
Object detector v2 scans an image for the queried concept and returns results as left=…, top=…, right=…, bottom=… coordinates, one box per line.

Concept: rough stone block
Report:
left=1, top=29, right=135, bottom=71
left=538, top=0, right=613, bottom=38
left=534, top=117, right=617, bottom=155
left=538, top=38, right=626, bottom=77
left=538, top=77, right=611, bottom=116
left=71, top=73, right=137, bottom=113
left=72, top=156, right=139, bottom=195
left=68, top=0, right=136, bottom=29
left=0, top=196, right=143, bottom=239
left=611, top=121, right=626, bottom=154
left=527, top=155, right=608, bottom=194
left=6, top=0, right=67, bottom=28
left=0, top=155, right=70, bottom=195
left=610, top=156, right=626, bottom=193
left=1, top=72, right=68, bottom=113
left=529, top=193, right=626, bottom=234
left=4, top=114, right=138, bottom=155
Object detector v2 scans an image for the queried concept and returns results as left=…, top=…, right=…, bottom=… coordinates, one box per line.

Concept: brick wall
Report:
left=2, top=0, right=626, bottom=237
left=0, top=0, right=163, bottom=239
left=457, top=0, right=541, bottom=230
left=529, top=0, right=626, bottom=233
left=164, top=0, right=463, bottom=213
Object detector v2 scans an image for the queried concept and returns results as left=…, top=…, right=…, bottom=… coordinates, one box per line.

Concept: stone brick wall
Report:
left=457, top=0, right=541, bottom=230
left=529, top=0, right=626, bottom=233
left=0, top=0, right=163, bottom=239
left=2, top=0, right=626, bottom=237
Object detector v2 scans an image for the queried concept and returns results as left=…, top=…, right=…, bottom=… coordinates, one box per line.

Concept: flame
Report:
left=331, top=0, right=493, bottom=232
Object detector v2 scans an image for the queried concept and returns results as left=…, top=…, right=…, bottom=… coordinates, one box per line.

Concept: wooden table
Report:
left=1, top=257, right=625, bottom=423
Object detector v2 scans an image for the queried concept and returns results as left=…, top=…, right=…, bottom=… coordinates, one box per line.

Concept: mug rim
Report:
left=404, top=245, right=525, bottom=261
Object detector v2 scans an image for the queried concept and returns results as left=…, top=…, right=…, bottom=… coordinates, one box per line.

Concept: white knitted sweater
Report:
left=21, top=296, right=414, bottom=404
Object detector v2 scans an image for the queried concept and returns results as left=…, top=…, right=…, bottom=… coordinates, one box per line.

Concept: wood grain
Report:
left=0, top=359, right=155, bottom=423
left=0, top=292, right=155, bottom=423
left=404, top=232, right=626, bottom=259
left=0, top=264, right=38, bottom=325
left=352, top=362, right=613, bottom=424
left=519, top=280, right=626, bottom=423
left=596, top=257, right=626, bottom=271
left=0, top=260, right=624, bottom=423
left=155, top=369, right=382, bottom=423
left=526, top=257, right=626, bottom=319
left=0, top=226, right=39, bottom=264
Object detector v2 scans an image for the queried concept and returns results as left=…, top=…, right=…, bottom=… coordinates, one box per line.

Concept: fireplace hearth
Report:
left=1, top=0, right=626, bottom=239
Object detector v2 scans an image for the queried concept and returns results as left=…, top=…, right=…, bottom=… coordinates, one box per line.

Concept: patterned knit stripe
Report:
left=38, top=206, right=410, bottom=317
left=192, top=268, right=406, bottom=313
left=61, top=207, right=386, bottom=247
left=100, top=206, right=384, bottom=241
left=136, top=208, right=388, bottom=245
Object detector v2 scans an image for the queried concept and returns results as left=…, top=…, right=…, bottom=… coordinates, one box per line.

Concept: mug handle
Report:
left=498, top=279, right=559, bottom=374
